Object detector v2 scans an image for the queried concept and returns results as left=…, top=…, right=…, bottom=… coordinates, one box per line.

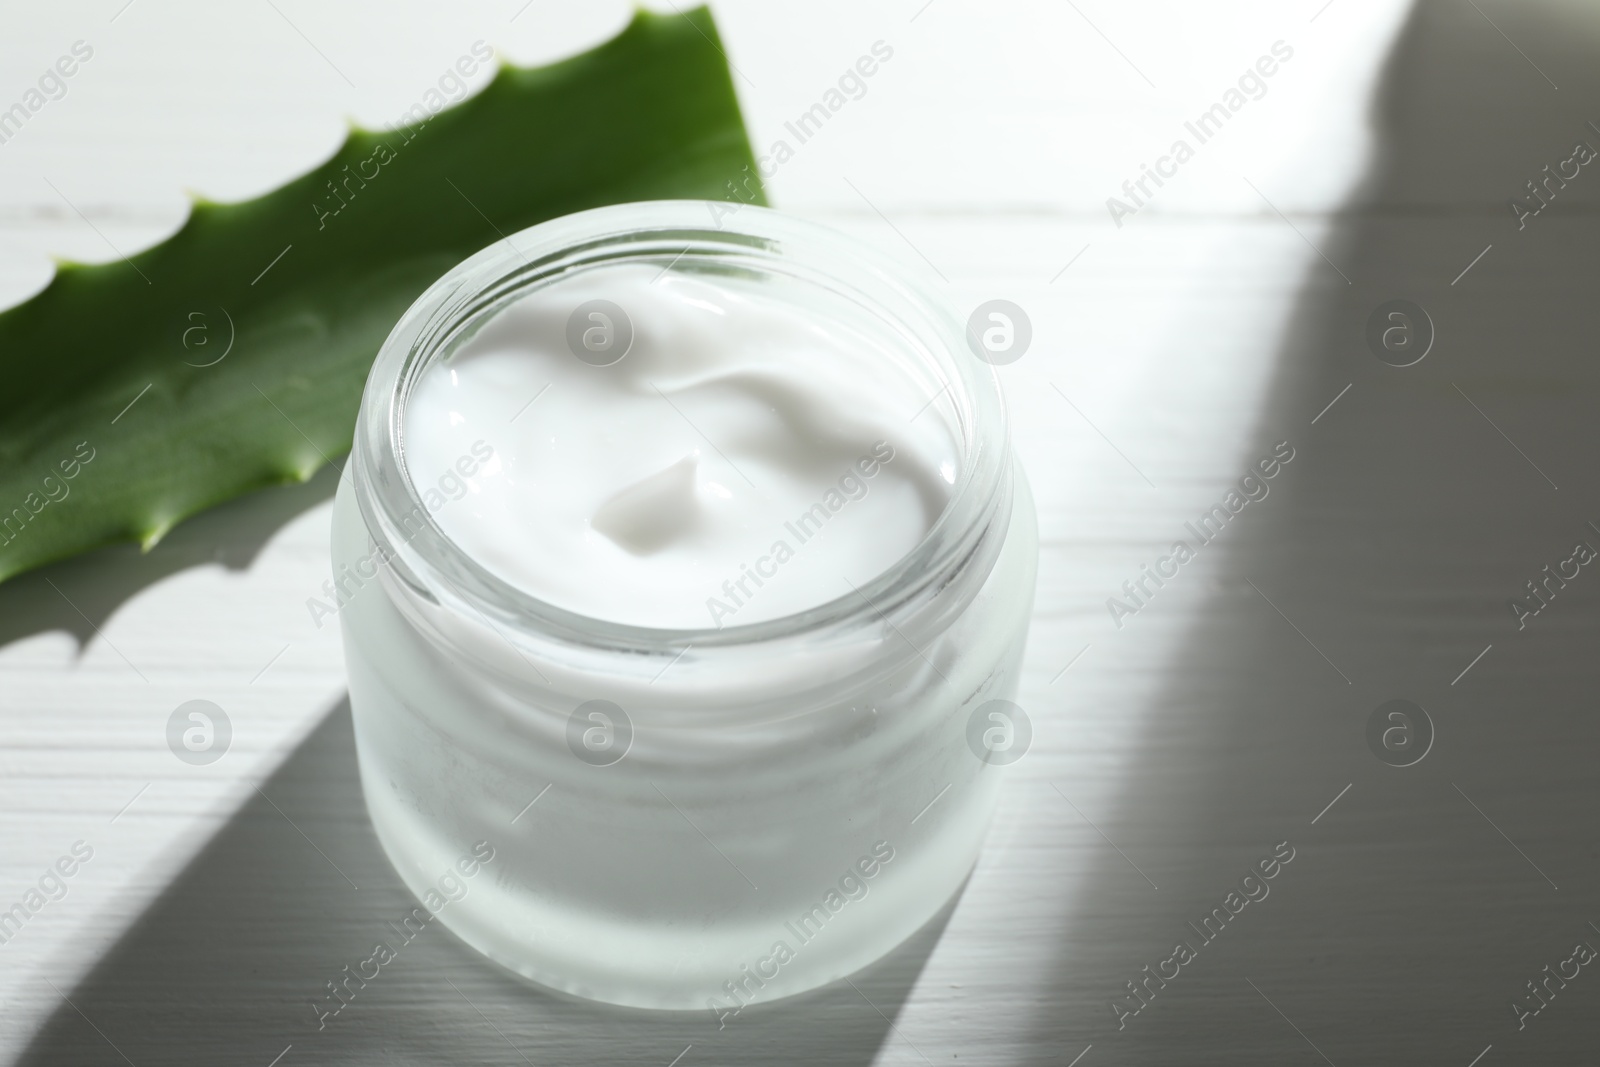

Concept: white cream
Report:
left=403, top=263, right=958, bottom=629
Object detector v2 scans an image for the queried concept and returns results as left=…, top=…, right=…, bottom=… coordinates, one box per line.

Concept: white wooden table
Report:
left=5, top=1, right=1599, bottom=1063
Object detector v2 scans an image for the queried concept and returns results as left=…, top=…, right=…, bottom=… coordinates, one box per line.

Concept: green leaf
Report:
left=0, top=7, right=763, bottom=584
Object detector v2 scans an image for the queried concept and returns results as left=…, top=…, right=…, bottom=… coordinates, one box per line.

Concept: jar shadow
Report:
left=14, top=697, right=953, bottom=1066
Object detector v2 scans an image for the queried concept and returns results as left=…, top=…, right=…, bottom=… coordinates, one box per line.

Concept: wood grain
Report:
left=5, top=1, right=1599, bottom=1064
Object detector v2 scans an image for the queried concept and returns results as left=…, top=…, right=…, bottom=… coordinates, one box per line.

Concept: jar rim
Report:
left=350, top=200, right=1011, bottom=654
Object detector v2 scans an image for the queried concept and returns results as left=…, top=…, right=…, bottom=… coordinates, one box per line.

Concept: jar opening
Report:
left=352, top=201, right=1009, bottom=653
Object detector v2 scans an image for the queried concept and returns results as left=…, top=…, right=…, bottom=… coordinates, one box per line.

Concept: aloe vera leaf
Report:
left=0, top=7, right=763, bottom=585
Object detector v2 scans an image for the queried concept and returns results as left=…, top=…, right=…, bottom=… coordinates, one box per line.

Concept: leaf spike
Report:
left=138, top=519, right=175, bottom=552
left=279, top=459, right=321, bottom=484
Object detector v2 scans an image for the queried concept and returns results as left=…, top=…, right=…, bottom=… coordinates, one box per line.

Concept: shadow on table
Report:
left=1021, top=0, right=1600, bottom=1064
left=0, top=462, right=341, bottom=652
left=21, top=2, right=1600, bottom=1064
left=16, top=698, right=937, bottom=1067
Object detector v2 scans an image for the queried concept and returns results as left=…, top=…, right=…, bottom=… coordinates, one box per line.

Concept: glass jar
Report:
left=333, top=201, right=1037, bottom=1011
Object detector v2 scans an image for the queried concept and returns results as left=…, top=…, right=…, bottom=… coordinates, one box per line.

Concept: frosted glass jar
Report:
left=334, top=201, right=1037, bottom=1011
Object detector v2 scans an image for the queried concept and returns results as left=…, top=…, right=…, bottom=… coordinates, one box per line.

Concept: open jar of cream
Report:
left=334, top=201, right=1037, bottom=1011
